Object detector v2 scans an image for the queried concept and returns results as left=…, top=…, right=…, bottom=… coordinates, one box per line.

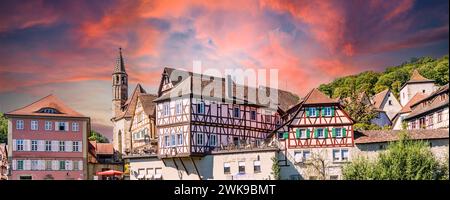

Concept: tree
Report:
left=343, top=91, right=378, bottom=125
left=0, top=113, right=7, bottom=144
left=271, top=156, right=280, bottom=180
left=89, top=130, right=110, bottom=143
left=343, top=132, right=447, bottom=180
left=304, top=150, right=330, bottom=180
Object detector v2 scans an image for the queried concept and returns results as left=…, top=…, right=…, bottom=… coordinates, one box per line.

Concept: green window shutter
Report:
left=296, top=129, right=300, bottom=139
left=331, top=107, right=335, bottom=116
left=317, top=107, right=321, bottom=117
left=324, top=128, right=328, bottom=138
left=306, top=129, right=311, bottom=138
left=321, top=107, right=324, bottom=116
left=332, top=128, right=336, bottom=137
left=342, top=128, right=347, bottom=137
left=314, top=129, right=318, bottom=138
left=283, top=132, right=289, bottom=139
left=306, top=108, right=310, bottom=117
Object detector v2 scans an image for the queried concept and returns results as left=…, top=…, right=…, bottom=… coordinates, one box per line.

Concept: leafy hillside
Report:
left=319, top=55, right=449, bottom=99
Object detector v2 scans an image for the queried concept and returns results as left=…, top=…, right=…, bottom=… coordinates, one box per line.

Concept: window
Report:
left=238, top=161, right=245, bottom=174
left=177, top=134, right=183, bottom=146
left=31, top=120, right=38, bottom=130
left=31, top=160, right=38, bottom=170
left=428, top=115, right=434, bottom=126
left=438, top=111, right=443, bottom=122
left=171, top=135, right=176, bottom=146
left=342, top=149, right=349, bottom=161
left=73, top=141, right=79, bottom=152
left=197, top=102, right=205, bottom=114
left=40, top=108, right=59, bottom=114
left=308, top=107, right=317, bottom=117
left=59, top=161, right=66, bottom=170
left=323, top=107, right=332, bottom=116
left=17, top=160, right=24, bottom=170
left=59, top=141, right=65, bottom=152
left=334, top=128, right=342, bottom=137
left=419, top=117, right=426, bottom=129
left=422, top=90, right=425, bottom=93
left=208, top=134, right=217, bottom=147
left=253, top=161, right=261, bottom=173
left=163, top=104, right=170, bottom=116
left=16, top=120, right=24, bottom=130
left=330, top=175, right=339, bottom=180
left=45, top=121, right=52, bottom=130
left=233, top=107, right=240, bottom=118
left=317, top=129, right=324, bottom=138
left=196, top=133, right=204, bottom=145
left=72, top=122, right=79, bottom=132
left=333, top=149, right=349, bottom=162
left=57, top=122, right=67, bottom=131
left=164, top=136, right=170, bottom=147
left=73, top=161, right=79, bottom=170
left=223, top=163, right=231, bottom=174
left=411, top=120, right=416, bottom=129
left=250, top=110, right=257, bottom=121
left=296, top=129, right=306, bottom=139
left=31, top=140, right=38, bottom=151
left=264, top=111, right=272, bottom=123
left=16, top=140, right=24, bottom=151
left=388, top=100, right=392, bottom=105
left=45, top=160, right=52, bottom=170
left=175, top=101, right=182, bottom=115
left=303, top=151, right=311, bottom=160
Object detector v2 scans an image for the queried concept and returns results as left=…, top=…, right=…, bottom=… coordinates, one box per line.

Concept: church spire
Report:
left=114, top=47, right=126, bottom=74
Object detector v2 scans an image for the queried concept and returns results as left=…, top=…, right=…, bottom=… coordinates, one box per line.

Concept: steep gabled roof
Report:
left=115, top=84, right=147, bottom=120
left=302, top=88, right=338, bottom=105
left=400, top=69, right=435, bottom=90
left=138, top=94, right=158, bottom=117
left=398, top=93, right=428, bottom=114
left=372, top=89, right=389, bottom=109
left=113, top=48, right=126, bottom=74
left=6, top=94, right=85, bottom=118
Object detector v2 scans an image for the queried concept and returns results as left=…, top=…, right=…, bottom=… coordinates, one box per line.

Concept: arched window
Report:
left=37, top=107, right=61, bottom=114
left=121, top=77, right=126, bottom=84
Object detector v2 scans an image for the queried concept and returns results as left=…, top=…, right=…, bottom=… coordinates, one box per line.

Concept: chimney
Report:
left=226, top=75, right=233, bottom=99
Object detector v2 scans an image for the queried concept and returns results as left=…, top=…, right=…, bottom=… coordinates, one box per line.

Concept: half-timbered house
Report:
left=268, top=88, right=355, bottom=180
left=127, top=67, right=299, bottom=180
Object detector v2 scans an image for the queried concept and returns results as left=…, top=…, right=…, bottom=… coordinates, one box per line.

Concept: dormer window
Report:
left=37, top=107, right=61, bottom=114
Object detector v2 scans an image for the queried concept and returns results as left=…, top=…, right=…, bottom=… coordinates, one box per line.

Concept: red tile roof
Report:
left=372, top=89, right=389, bottom=109
left=409, top=69, right=433, bottom=83
left=405, top=84, right=449, bottom=120
left=6, top=94, right=86, bottom=118
left=354, top=129, right=449, bottom=144
left=398, top=93, right=428, bottom=114
left=303, top=88, right=338, bottom=104
left=89, top=141, right=114, bottom=155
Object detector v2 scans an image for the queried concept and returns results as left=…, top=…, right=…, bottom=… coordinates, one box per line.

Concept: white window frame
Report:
left=175, top=101, right=182, bottom=115
left=31, top=160, right=38, bottom=170
left=171, top=134, right=176, bottom=146
left=45, top=141, right=52, bottom=151
left=59, top=160, right=66, bottom=170
left=223, top=162, right=231, bottom=174
left=335, top=128, right=342, bottom=137
left=31, top=120, right=39, bottom=130
left=324, top=107, right=332, bottom=116
left=59, top=141, right=65, bottom=152
left=164, top=136, right=170, bottom=147
left=253, top=160, right=261, bottom=173
left=341, top=149, right=349, bottom=161
left=16, top=120, right=24, bottom=130
left=309, top=107, right=317, bottom=117
left=332, top=149, right=349, bottom=162
left=299, top=129, right=306, bottom=139
left=163, top=103, right=170, bottom=116
left=73, top=141, right=79, bottom=152
left=31, top=140, right=38, bottom=151
left=45, top=121, right=52, bottom=131
left=317, top=128, right=324, bottom=138
left=238, top=161, right=246, bottom=174
left=72, top=122, right=79, bottom=132
left=16, top=140, right=24, bottom=151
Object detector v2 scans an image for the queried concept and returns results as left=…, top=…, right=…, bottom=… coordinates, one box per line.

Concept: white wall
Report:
left=400, top=82, right=436, bottom=106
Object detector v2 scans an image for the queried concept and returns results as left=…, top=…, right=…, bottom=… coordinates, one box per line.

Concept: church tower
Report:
left=112, top=47, right=128, bottom=118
